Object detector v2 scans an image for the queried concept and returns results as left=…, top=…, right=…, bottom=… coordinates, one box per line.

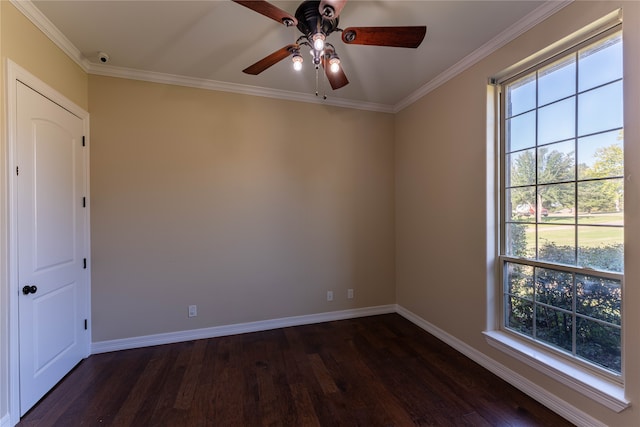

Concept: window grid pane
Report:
left=501, top=30, right=623, bottom=374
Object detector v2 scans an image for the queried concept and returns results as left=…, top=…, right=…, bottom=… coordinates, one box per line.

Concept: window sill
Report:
left=483, top=330, right=629, bottom=413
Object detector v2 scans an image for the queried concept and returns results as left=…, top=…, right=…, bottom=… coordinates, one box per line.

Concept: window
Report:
left=499, top=29, right=623, bottom=376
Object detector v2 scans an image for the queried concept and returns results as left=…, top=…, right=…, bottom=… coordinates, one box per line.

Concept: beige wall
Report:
left=3, top=0, right=640, bottom=425
left=0, top=1, right=89, bottom=422
left=396, top=1, right=640, bottom=425
left=88, top=75, right=396, bottom=341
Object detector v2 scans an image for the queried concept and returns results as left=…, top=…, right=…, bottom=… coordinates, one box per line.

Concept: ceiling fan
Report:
left=232, top=0, right=427, bottom=92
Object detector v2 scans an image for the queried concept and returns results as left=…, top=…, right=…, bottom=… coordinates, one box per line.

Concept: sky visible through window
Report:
left=507, top=34, right=622, bottom=163
left=501, top=31, right=623, bottom=374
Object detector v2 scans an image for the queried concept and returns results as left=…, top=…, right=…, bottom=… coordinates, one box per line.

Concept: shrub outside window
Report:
left=500, top=30, right=623, bottom=375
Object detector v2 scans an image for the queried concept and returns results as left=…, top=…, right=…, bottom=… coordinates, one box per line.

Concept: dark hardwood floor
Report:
left=19, top=314, right=573, bottom=426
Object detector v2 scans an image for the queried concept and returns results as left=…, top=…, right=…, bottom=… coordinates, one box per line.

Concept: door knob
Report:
left=22, top=285, right=37, bottom=295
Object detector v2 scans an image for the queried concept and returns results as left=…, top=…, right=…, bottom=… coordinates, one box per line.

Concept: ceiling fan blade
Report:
left=243, top=44, right=297, bottom=75
left=341, top=26, right=427, bottom=48
left=322, top=56, right=349, bottom=90
left=232, top=0, right=297, bottom=26
left=319, top=0, right=347, bottom=18
left=326, top=66, right=349, bottom=90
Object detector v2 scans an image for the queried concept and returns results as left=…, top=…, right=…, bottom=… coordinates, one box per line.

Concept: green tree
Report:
left=537, top=147, right=574, bottom=218
left=578, top=181, right=615, bottom=213
left=590, top=145, right=623, bottom=177
left=509, top=148, right=574, bottom=219
left=579, top=144, right=623, bottom=213
left=509, top=149, right=535, bottom=188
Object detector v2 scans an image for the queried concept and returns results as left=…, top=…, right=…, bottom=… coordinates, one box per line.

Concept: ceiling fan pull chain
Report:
left=317, top=66, right=327, bottom=99
left=322, top=69, right=327, bottom=100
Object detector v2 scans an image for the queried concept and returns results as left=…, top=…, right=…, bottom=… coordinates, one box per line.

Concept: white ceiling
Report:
left=24, top=0, right=567, bottom=111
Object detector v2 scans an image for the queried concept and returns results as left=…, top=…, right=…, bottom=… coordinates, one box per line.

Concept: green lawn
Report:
left=521, top=212, right=623, bottom=249
left=541, top=212, right=623, bottom=226
left=538, top=226, right=623, bottom=247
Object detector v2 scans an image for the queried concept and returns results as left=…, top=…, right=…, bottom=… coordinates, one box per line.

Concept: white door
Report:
left=17, top=81, right=88, bottom=415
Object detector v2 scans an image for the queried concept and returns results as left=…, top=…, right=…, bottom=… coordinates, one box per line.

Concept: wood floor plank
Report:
left=308, top=353, right=339, bottom=395
left=289, top=382, right=322, bottom=427
left=111, top=353, right=165, bottom=425
left=18, top=314, right=574, bottom=427
left=173, top=339, right=207, bottom=410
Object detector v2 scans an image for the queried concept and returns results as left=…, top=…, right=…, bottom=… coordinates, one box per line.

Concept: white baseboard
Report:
left=0, top=413, right=11, bottom=427
left=395, top=305, right=607, bottom=427
left=91, top=303, right=605, bottom=426
left=91, top=304, right=396, bottom=354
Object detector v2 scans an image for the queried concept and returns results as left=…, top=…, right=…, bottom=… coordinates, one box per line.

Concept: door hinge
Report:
left=83, top=258, right=87, bottom=269
left=16, top=166, right=19, bottom=176
left=84, top=319, right=88, bottom=330
left=82, top=197, right=86, bottom=208
left=82, top=136, right=86, bottom=147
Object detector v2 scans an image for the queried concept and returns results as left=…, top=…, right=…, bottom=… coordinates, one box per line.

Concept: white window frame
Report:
left=484, top=10, right=630, bottom=412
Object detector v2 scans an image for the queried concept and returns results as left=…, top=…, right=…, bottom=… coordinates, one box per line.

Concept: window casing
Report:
left=499, top=28, right=623, bottom=378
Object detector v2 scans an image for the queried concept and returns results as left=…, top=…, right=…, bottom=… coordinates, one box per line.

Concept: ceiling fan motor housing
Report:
left=295, top=0, right=339, bottom=40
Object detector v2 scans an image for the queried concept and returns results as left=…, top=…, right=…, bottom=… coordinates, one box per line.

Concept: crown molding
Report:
left=88, top=63, right=395, bottom=113
left=10, top=0, right=91, bottom=71
left=393, top=0, right=573, bottom=113
left=13, top=0, right=570, bottom=114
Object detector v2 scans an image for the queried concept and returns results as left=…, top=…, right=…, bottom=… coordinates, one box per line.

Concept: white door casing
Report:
left=6, top=60, right=91, bottom=423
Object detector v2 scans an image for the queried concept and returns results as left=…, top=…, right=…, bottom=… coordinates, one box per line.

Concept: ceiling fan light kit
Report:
left=292, top=51, right=304, bottom=70
left=233, top=0, right=426, bottom=95
left=328, top=55, right=341, bottom=73
left=312, top=32, right=326, bottom=51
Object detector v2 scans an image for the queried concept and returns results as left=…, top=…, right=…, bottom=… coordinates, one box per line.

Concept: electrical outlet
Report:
left=188, top=305, right=197, bottom=318
left=347, top=289, right=354, bottom=299
left=327, top=291, right=334, bottom=301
